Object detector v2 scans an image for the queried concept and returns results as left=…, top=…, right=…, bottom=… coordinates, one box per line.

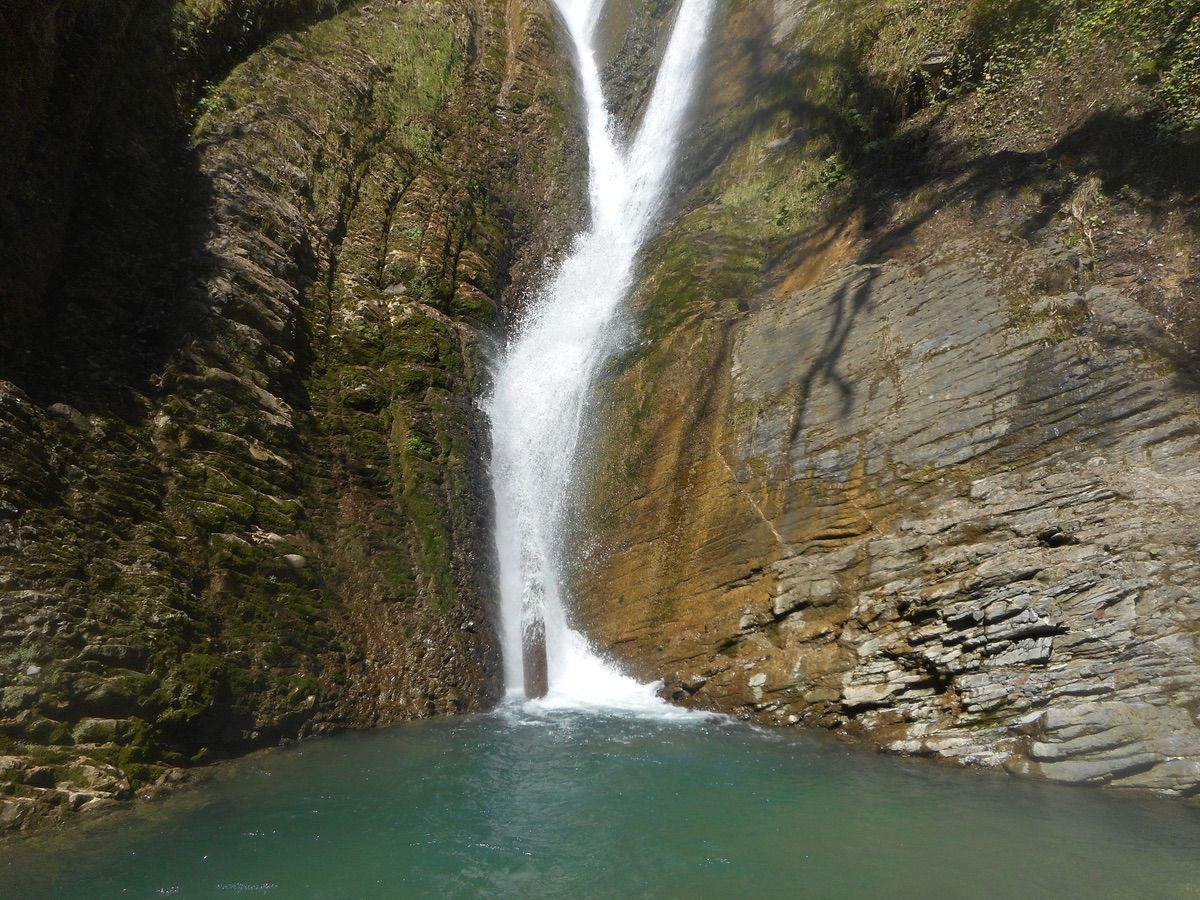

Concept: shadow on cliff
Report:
left=841, top=110, right=1200, bottom=264
left=0, top=0, right=348, bottom=416
left=676, top=30, right=1200, bottom=437
left=809, top=108, right=1198, bottom=428
left=784, top=268, right=879, bottom=443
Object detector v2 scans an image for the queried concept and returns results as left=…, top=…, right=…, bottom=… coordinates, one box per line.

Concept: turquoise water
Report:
left=4, top=709, right=1200, bottom=898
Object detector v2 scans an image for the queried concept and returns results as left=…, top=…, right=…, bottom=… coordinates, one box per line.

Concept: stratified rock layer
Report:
left=0, top=0, right=577, bottom=832
left=576, top=0, right=1200, bottom=794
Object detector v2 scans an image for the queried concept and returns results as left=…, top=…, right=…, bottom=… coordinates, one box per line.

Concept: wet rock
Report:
left=68, top=762, right=132, bottom=800
left=76, top=796, right=119, bottom=814
left=0, top=799, right=30, bottom=828
left=523, top=619, right=549, bottom=700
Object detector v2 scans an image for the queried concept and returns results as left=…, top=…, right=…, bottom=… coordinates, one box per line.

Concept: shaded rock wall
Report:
left=0, top=0, right=578, bottom=832
left=576, top=0, right=1200, bottom=795
left=0, top=0, right=360, bottom=369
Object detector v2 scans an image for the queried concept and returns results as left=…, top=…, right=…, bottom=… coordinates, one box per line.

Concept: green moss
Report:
left=629, top=207, right=763, bottom=352
left=0, top=0, right=570, bottom=804
left=154, top=653, right=229, bottom=724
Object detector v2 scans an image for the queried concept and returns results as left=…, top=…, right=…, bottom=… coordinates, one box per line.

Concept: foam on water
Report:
left=485, top=0, right=716, bottom=713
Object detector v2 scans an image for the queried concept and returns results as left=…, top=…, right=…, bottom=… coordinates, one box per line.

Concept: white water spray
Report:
left=486, top=0, right=716, bottom=713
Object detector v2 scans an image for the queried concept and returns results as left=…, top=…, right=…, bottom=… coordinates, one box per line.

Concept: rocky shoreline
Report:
left=574, top=0, right=1200, bottom=796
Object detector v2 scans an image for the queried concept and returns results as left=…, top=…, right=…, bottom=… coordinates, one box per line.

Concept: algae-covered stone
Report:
left=71, top=719, right=126, bottom=745
left=0, top=688, right=38, bottom=715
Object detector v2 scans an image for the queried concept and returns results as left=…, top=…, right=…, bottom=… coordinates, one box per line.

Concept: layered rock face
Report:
left=576, top=0, right=1200, bottom=794
left=3, top=0, right=1197, bottom=836
left=1, top=0, right=576, bottom=831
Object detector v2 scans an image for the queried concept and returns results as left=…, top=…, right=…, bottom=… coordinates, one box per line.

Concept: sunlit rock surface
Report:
left=575, top=0, right=1200, bottom=794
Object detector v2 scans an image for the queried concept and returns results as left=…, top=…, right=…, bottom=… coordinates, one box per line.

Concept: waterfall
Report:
left=485, top=0, right=716, bottom=711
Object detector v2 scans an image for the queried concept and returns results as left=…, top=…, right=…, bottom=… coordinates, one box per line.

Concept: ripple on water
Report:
left=3, top=713, right=1199, bottom=898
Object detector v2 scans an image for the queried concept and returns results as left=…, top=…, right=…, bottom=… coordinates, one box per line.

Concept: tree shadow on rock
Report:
left=0, top=0, right=351, bottom=417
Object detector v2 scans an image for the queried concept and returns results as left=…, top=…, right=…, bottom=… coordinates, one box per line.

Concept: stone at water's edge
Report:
left=572, top=1, right=1200, bottom=794
left=523, top=620, right=550, bottom=700
left=7, top=716, right=1200, bottom=896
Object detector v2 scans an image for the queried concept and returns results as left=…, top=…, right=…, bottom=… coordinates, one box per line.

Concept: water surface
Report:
left=4, top=710, right=1199, bottom=898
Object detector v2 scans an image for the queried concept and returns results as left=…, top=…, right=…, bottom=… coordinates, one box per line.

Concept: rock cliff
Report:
left=0, top=0, right=577, bottom=832
left=576, top=0, right=1200, bottom=795
left=3, top=0, right=1198, bottom=835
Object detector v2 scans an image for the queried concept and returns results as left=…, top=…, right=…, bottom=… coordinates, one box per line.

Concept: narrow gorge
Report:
left=2, top=0, right=1199, bottom=894
left=487, top=0, right=714, bottom=708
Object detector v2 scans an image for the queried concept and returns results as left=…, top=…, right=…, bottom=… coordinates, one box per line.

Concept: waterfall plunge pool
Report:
left=4, top=708, right=1199, bottom=898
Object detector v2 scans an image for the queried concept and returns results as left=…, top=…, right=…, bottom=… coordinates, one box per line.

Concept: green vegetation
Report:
left=794, top=0, right=1199, bottom=140
left=709, top=0, right=1197, bottom=250
left=0, top=0, right=564, bottom=823
left=955, top=0, right=1200, bottom=131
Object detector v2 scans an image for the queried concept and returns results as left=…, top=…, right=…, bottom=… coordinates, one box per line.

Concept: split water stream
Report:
left=4, top=2, right=1200, bottom=895
left=486, top=0, right=716, bottom=705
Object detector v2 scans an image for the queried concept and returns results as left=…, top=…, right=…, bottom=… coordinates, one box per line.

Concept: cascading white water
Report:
left=486, top=0, right=716, bottom=712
